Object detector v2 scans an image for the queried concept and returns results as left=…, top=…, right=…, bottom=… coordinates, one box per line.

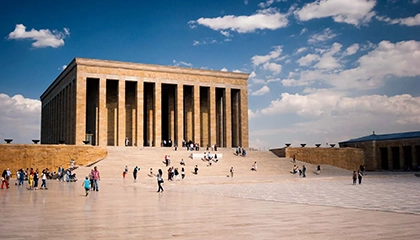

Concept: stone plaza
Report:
left=1, top=167, right=419, bottom=239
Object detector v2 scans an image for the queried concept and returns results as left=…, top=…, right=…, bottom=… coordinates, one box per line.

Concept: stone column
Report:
left=176, top=84, right=184, bottom=148
left=118, top=79, right=126, bottom=146
left=225, top=88, right=232, bottom=148
left=387, top=147, right=393, bottom=170
left=240, top=88, right=249, bottom=148
left=136, top=80, right=144, bottom=147
left=168, top=90, right=175, bottom=143
left=209, top=86, right=217, bottom=147
left=193, top=85, right=201, bottom=145
left=154, top=82, right=162, bottom=147
left=75, top=76, right=87, bottom=145
left=399, top=145, right=404, bottom=170
left=98, top=78, right=107, bottom=146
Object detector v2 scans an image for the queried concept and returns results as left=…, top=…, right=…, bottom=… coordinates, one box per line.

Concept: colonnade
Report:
left=41, top=79, right=76, bottom=145
left=76, top=77, right=246, bottom=148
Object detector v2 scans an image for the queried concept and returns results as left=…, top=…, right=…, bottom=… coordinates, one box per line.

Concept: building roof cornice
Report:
left=75, top=58, right=250, bottom=80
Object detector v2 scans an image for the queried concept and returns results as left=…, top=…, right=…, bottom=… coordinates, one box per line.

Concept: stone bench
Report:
left=190, top=153, right=223, bottom=160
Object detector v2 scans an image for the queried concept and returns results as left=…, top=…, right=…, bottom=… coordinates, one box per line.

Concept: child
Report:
left=83, top=176, right=90, bottom=196
left=27, top=173, right=34, bottom=190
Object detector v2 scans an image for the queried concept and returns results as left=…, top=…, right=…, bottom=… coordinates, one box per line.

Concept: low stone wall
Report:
left=270, top=147, right=364, bottom=170
left=0, top=144, right=108, bottom=174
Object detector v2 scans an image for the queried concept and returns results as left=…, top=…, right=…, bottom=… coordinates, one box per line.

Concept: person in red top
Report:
left=92, top=166, right=100, bottom=191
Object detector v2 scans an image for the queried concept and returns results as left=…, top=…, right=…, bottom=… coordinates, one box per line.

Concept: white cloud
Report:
left=249, top=71, right=257, bottom=78
left=251, top=46, right=283, bottom=65
left=259, top=91, right=420, bottom=128
left=300, top=28, right=307, bottom=35
left=173, top=60, right=193, bottom=68
left=376, top=13, right=420, bottom=26
left=220, top=67, right=228, bottom=72
left=251, top=86, right=270, bottom=96
left=233, top=69, right=243, bottom=73
left=7, top=24, right=70, bottom=48
left=295, top=0, right=377, bottom=26
left=192, top=39, right=217, bottom=46
left=244, top=0, right=249, bottom=5
left=297, top=54, right=320, bottom=66
left=295, top=47, right=307, bottom=54
left=248, top=109, right=259, bottom=119
left=343, top=43, right=360, bottom=56
left=220, top=30, right=231, bottom=37
left=258, top=0, right=286, bottom=8
left=262, top=62, right=282, bottom=74
left=189, top=8, right=288, bottom=33
left=308, top=28, right=338, bottom=44
left=0, top=94, right=41, bottom=143
left=252, top=78, right=267, bottom=84
left=314, top=42, right=342, bottom=69
left=62, top=65, right=67, bottom=70
left=283, top=40, right=420, bottom=90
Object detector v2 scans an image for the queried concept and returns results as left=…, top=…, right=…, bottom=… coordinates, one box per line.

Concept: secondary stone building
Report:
left=339, top=131, right=420, bottom=171
left=40, top=58, right=249, bottom=147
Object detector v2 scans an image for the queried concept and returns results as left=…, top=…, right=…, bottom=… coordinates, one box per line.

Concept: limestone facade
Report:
left=270, top=147, right=365, bottom=171
left=40, top=58, right=249, bottom=148
left=340, top=137, right=420, bottom=171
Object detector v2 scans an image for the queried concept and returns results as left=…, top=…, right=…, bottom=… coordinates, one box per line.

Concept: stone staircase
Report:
left=74, top=147, right=351, bottom=181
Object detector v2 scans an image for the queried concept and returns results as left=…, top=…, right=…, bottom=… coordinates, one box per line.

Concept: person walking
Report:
left=92, top=166, right=100, bottom=191
left=230, top=167, right=234, bottom=178
left=302, top=165, right=306, bottom=178
left=352, top=170, right=357, bottom=185
left=1, top=168, right=10, bottom=189
left=123, top=166, right=128, bottom=179
left=181, top=167, right=185, bottom=180
left=40, top=169, right=48, bottom=189
left=156, top=169, right=164, bottom=193
left=358, top=170, right=363, bottom=184
left=82, top=176, right=90, bottom=196
left=33, top=169, right=39, bottom=190
left=133, top=166, right=138, bottom=180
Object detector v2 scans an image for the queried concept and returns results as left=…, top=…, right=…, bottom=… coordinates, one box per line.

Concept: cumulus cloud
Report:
left=308, top=28, right=338, bottom=44
left=248, top=109, right=259, bottom=119
left=251, top=46, right=283, bottom=66
left=314, top=42, right=342, bottom=69
left=251, top=86, right=270, bottom=96
left=376, top=13, right=420, bottom=26
left=343, top=43, right=360, bottom=56
left=249, top=71, right=257, bottom=78
left=188, top=8, right=288, bottom=33
left=220, top=67, right=228, bottom=72
left=7, top=24, right=70, bottom=48
left=256, top=91, right=420, bottom=146
left=173, top=60, right=193, bottom=68
left=262, top=62, right=282, bottom=74
left=258, top=0, right=286, bottom=8
left=285, top=40, right=420, bottom=90
left=295, top=0, right=376, bottom=26
left=0, top=94, right=41, bottom=143
left=295, top=47, right=307, bottom=54
left=297, top=54, right=320, bottom=66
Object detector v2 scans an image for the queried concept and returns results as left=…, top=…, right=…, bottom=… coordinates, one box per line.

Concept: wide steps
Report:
left=74, top=147, right=350, bottom=180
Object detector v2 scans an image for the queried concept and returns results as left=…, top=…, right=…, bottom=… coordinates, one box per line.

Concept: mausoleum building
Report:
left=40, top=58, right=249, bottom=147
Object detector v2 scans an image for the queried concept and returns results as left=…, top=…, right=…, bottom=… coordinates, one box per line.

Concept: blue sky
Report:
left=1, top=0, right=419, bottom=148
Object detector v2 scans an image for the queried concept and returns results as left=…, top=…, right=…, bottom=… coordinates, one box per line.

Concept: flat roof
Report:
left=339, top=131, right=420, bottom=144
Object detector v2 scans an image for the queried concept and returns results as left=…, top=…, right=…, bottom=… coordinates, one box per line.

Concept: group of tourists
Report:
left=291, top=164, right=307, bottom=177
left=352, top=168, right=364, bottom=185
left=235, top=147, right=246, bottom=157
left=1, top=167, right=49, bottom=190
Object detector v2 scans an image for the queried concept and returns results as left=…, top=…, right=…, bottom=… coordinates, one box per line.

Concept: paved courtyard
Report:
left=1, top=174, right=419, bottom=239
